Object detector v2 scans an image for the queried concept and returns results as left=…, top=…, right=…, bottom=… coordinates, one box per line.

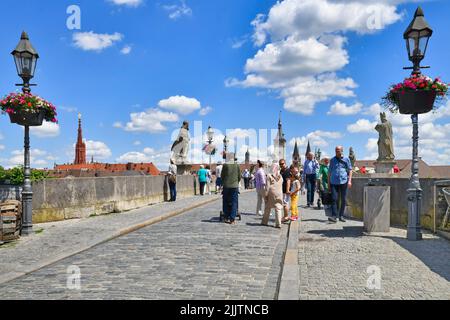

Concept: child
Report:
left=290, top=168, right=301, bottom=221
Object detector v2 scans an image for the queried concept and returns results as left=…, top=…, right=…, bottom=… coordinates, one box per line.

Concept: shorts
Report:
left=283, top=194, right=290, bottom=206
left=216, top=178, right=223, bottom=186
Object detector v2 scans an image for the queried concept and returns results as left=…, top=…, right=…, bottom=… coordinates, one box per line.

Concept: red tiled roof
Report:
left=54, top=162, right=160, bottom=176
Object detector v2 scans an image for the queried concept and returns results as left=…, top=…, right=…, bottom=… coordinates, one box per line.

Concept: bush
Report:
left=0, top=166, right=49, bottom=185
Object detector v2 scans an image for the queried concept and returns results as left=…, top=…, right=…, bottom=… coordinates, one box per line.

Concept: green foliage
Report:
left=7, top=166, right=24, bottom=185
left=0, top=166, right=6, bottom=181
left=0, top=166, right=49, bottom=185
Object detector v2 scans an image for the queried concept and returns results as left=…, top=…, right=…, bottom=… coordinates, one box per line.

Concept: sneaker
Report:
left=339, top=217, right=346, bottom=222
left=275, top=225, right=282, bottom=229
left=290, top=216, right=298, bottom=221
left=328, top=217, right=337, bottom=223
left=224, top=218, right=230, bottom=224
left=257, top=211, right=263, bottom=216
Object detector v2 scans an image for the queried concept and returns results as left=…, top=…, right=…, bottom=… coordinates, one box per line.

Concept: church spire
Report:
left=305, top=140, right=311, bottom=157
left=74, top=113, right=87, bottom=165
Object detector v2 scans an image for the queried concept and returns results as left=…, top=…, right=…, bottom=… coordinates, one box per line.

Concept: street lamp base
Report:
left=21, top=225, right=34, bottom=236
left=407, top=228, right=423, bottom=241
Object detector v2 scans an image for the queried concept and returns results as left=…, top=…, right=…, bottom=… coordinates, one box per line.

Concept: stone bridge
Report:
left=0, top=190, right=449, bottom=300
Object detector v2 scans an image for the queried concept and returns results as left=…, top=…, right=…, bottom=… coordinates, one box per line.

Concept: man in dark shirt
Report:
left=221, top=160, right=241, bottom=224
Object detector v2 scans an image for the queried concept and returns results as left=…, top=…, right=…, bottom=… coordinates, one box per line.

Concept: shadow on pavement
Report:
left=302, top=218, right=329, bottom=223
left=201, top=218, right=222, bottom=223
left=382, top=235, right=450, bottom=282
left=307, top=226, right=364, bottom=238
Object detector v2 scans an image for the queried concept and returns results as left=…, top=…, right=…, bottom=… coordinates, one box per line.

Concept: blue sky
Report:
left=0, top=0, right=449, bottom=170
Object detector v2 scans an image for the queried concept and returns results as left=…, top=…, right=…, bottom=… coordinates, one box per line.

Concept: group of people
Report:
left=168, top=145, right=353, bottom=226
left=255, top=145, right=353, bottom=227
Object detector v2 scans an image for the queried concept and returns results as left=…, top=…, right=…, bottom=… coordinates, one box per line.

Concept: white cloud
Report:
left=328, top=101, right=363, bottom=115
left=231, top=35, right=249, bottom=49
left=133, top=140, right=142, bottom=146
left=0, top=145, right=4, bottom=151
left=116, top=152, right=150, bottom=163
left=227, top=0, right=412, bottom=115
left=163, top=0, right=192, bottom=20
left=60, top=106, right=78, bottom=113
left=30, top=122, right=60, bottom=138
left=252, top=0, right=403, bottom=46
left=117, top=146, right=172, bottom=168
left=73, top=31, right=123, bottom=52
left=347, top=119, right=377, bottom=133
left=5, top=149, right=51, bottom=169
left=118, top=108, right=179, bottom=133
left=120, top=45, right=132, bottom=55
left=199, top=106, right=213, bottom=116
left=85, top=140, right=112, bottom=160
left=289, top=130, right=343, bottom=151
left=158, top=95, right=201, bottom=115
left=108, top=0, right=142, bottom=7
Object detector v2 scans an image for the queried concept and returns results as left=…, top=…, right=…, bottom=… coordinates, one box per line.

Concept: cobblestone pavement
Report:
left=0, top=191, right=288, bottom=300
left=0, top=193, right=221, bottom=285
left=297, top=199, right=450, bottom=300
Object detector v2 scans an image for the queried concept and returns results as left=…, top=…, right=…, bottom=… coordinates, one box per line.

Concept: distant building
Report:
left=51, top=115, right=160, bottom=178
left=245, top=148, right=250, bottom=165
left=273, top=112, right=286, bottom=161
left=292, top=140, right=301, bottom=167
left=305, top=140, right=311, bottom=158
left=74, top=113, right=87, bottom=165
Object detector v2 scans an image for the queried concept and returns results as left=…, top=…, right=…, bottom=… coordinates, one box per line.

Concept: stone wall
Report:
left=346, top=177, right=449, bottom=231
left=0, top=175, right=196, bottom=223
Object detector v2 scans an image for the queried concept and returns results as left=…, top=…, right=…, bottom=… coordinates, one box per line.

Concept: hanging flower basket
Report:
left=9, top=109, right=45, bottom=126
left=397, top=90, right=437, bottom=115
left=1, top=92, right=57, bottom=127
left=382, top=74, right=448, bottom=115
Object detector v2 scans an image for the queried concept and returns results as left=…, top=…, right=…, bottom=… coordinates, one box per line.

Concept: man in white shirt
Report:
left=215, top=162, right=223, bottom=194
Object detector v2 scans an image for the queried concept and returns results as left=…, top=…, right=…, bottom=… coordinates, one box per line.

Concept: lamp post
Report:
left=11, top=32, right=39, bottom=236
left=206, top=126, right=214, bottom=169
left=223, top=135, right=229, bottom=161
left=403, top=7, right=433, bottom=241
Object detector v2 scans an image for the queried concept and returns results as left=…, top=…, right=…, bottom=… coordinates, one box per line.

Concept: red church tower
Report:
left=74, top=113, right=87, bottom=165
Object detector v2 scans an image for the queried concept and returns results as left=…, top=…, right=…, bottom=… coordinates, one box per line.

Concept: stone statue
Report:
left=315, top=148, right=322, bottom=161
left=375, top=112, right=395, bottom=161
left=171, top=121, right=190, bottom=165
left=349, top=147, right=356, bottom=168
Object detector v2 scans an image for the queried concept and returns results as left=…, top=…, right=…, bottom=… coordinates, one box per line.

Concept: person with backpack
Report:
left=327, top=146, right=353, bottom=223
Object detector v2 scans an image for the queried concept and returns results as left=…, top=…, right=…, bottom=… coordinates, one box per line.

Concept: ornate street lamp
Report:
left=403, top=7, right=433, bottom=241
left=223, top=135, right=229, bottom=160
left=11, top=31, right=40, bottom=236
left=404, top=7, right=433, bottom=75
left=12, top=31, right=39, bottom=93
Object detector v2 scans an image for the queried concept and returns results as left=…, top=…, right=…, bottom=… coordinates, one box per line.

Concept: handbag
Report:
left=321, top=191, right=334, bottom=205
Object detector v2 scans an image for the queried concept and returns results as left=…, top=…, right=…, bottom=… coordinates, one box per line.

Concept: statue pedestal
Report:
left=176, top=164, right=192, bottom=175
left=375, top=161, right=396, bottom=174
